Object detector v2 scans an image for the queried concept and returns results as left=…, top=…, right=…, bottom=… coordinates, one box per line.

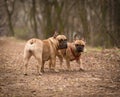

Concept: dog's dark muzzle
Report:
left=76, top=45, right=84, bottom=52
left=58, top=40, right=67, bottom=49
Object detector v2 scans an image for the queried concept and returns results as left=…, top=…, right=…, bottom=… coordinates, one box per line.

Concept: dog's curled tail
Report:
left=29, top=39, right=36, bottom=45
left=25, top=39, right=36, bottom=53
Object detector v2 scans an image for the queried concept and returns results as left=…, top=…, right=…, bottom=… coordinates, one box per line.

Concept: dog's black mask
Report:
left=75, top=44, right=84, bottom=52
left=58, top=39, right=67, bottom=49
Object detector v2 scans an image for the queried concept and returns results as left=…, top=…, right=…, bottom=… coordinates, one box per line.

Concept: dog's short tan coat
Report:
left=23, top=33, right=67, bottom=75
left=57, top=38, right=86, bottom=71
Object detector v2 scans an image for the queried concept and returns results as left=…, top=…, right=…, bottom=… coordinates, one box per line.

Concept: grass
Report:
left=14, top=27, right=30, bottom=40
left=86, top=46, right=103, bottom=52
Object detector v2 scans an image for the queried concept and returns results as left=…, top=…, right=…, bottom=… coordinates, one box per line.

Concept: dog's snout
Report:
left=64, top=42, right=67, bottom=48
left=76, top=45, right=84, bottom=52
left=58, top=39, right=68, bottom=49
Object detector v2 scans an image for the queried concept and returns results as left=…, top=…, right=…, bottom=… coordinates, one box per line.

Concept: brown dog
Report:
left=23, top=32, right=67, bottom=75
left=56, top=34, right=86, bottom=71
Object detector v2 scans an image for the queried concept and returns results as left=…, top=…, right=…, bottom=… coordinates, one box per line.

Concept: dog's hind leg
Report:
left=23, top=50, right=32, bottom=75
left=49, top=59, right=52, bottom=70
left=36, top=58, right=43, bottom=75
left=41, top=61, right=45, bottom=73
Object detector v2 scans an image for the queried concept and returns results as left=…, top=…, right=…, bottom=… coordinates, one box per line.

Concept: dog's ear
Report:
left=81, top=37, right=86, bottom=44
left=53, top=31, right=58, bottom=38
left=81, top=37, right=84, bottom=41
left=73, top=33, right=79, bottom=41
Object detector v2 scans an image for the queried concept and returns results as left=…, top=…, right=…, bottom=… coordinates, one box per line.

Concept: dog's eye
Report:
left=59, top=39, right=63, bottom=42
left=81, top=45, right=84, bottom=47
left=64, top=39, right=67, bottom=41
left=75, top=44, right=79, bottom=46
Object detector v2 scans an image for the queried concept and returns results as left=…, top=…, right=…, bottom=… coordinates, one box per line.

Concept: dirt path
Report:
left=0, top=37, right=120, bottom=97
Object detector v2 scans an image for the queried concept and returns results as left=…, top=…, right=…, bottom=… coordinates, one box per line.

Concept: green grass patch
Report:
left=14, top=27, right=29, bottom=40
left=86, top=46, right=103, bottom=52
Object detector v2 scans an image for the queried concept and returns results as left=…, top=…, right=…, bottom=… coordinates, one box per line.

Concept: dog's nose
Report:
left=65, top=44, right=67, bottom=48
left=76, top=46, right=84, bottom=52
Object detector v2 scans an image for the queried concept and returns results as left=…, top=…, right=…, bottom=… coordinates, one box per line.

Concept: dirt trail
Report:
left=0, top=37, right=120, bottom=97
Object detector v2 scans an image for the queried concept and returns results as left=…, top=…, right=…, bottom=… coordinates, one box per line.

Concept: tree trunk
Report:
left=32, top=0, right=38, bottom=38
left=0, top=0, right=6, bottom=36
left=78, top=0, right=89, bottom=42
left=4, top=0, right=15, bottom=36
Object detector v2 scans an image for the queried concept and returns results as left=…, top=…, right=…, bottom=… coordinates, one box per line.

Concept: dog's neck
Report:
left=49, top=37, right=59, bottom=50
left=69, top=46, right=81, bottom=61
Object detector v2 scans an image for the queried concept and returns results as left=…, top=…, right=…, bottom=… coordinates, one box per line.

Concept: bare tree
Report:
left=4, top=0, right=16, bottom=36
left=32, top=0, right=38, bottom=38
left=0, top=0, right=7, bottom=36
left=0, top=0, right=120, bottom=47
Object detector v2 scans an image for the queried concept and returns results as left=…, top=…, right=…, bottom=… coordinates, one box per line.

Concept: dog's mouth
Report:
left=58, top=39, right=67, bottom=49
left=75, top=44, right=84, bottom=52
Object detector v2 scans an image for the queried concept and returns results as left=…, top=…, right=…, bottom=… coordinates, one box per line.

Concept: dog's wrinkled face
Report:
left=74, top=40, right=85, bottom=52
left=56, top=35, right=67, bottom=49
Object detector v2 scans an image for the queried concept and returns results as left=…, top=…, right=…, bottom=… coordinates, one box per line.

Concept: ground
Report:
left=0, top=37, right=120, bottom=97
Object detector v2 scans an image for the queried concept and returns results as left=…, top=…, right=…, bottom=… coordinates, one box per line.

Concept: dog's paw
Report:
left=41, top=69, right=45, bottom=73
left=24, top=73, right=28, bottom=76
left=60, top=66, right=64, bottom=70
left=79, top=68, right=85, bottom=72
left=50, top=68, right=59, bottom=72
left=66, top=68, right=73, bottom=72
left=39, top=72, right=43, bottom=75
left=54, top=69, right=59, bottom=73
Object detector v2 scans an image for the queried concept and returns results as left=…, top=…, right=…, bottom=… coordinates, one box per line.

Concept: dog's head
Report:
left=73, top=34, right=86, bottom=52
left=53, top=32, right=67, bottom=49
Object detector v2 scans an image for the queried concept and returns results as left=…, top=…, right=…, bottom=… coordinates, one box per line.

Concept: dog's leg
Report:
left=49, top=59, right=57, bottom=72
left=51, top=58, right=59, bottom=72
left=41, top=61, right=45, bottom=73
left=77, top=59, right=84, bottom=71
left=49, top=59, right=52, bottom=70
left=36, top=58, right=43, bottom=75
left=24, top=58, right=29, bottom=75
left=66, top=59, right=71, bottom=71
left=23, top=51, right=31, bottom=75
left=58, top=55, right=63, bottom=70
left=59, top=57, right=63, bottom=70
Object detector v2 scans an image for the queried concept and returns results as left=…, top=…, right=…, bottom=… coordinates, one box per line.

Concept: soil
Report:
left=0, top=37, right=120, bottom=97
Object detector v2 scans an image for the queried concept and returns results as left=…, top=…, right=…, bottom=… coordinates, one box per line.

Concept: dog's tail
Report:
left=29, top=39, right=36, bottom=45
left=24, top=39, right=36, bottom=54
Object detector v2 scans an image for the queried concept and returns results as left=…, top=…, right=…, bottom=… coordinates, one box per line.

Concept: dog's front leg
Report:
left=51, top=58, right=59, bottom=72
left=57, top=55, right=63, bottom=70
left=66, top=59, right=71, bottom=71
left=77, top=59, right=84, bottom=71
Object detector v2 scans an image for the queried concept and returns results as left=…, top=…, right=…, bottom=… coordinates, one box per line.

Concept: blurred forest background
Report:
left=0, top=0, right=120, bottom=48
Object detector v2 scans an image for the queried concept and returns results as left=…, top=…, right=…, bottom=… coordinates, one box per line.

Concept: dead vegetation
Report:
left=0, top=37, right=120, bottom=97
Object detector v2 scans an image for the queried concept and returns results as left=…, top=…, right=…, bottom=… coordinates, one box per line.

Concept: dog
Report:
left=23, top=32, right=67, bottom=75
left=56, top=34, right=86, bottom=71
